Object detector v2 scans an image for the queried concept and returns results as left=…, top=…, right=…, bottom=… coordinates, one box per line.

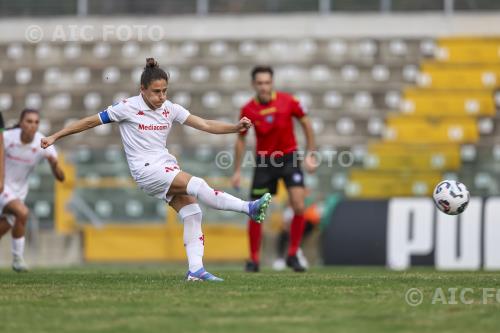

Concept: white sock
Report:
left=12, top=236, right=25, bottom=258
left=186, top=177, right=249, bottom=214
left=179, top=204, right=204, bottom=273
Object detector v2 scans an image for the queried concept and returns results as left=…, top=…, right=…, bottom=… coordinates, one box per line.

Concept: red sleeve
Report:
left=291, top=95, right=307, bottom=118
left=239, top=107, right=249, bottom=136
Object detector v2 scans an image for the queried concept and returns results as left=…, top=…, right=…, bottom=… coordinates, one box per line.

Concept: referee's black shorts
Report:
left=250, top=152, right=304, bottom=200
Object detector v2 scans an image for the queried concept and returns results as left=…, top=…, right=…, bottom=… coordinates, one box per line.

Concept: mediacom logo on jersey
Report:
left=138, top=123, right=170, bottom=131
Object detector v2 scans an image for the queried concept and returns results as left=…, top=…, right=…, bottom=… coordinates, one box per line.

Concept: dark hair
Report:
left=9, top=108, right=39, bottom=129
left=251, top=65, right=274, bottom=81
left=140, top=58, right=169, bottom=88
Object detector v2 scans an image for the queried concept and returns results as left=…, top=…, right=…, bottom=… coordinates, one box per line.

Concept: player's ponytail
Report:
left=140, top=57, right=169, bottom=88
left=8, top=108, right=39, bottom=130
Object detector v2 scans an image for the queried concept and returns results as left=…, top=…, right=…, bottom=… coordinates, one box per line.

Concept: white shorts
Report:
left=135, top=161, right=182, bottom=204
left=0, top=187, right=21, bottom=226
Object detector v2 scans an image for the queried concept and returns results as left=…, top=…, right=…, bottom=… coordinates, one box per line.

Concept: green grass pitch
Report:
left=1, top=265, right=499, bottom=333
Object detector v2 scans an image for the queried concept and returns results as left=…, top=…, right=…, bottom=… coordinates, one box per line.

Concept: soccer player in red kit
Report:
left=232, top=66, right=317, bottom=272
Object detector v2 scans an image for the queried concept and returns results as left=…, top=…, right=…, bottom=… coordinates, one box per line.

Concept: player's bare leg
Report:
left=169, top=194, right=223, bottom=282
left=3, top=200, right=30, bottom=272
left=168, top=171, right=271, bottom=223
left=0, top=217, right=11, bottom=238
left=286, top=186, right=307, bottom=272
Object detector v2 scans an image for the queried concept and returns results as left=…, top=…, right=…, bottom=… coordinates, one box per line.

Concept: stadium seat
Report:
left=35, top=43, right=52, bottom=59
left=95, top=200, right=113, bottom=218
left=7, top=43, right=23, bottom=59
left=166, top=66, right=179, bottom=82
left=121, top=42, right=140, bottom=58
left=419, top=39, right=436, bottom=56
left=384, top=91, right=400, bottom=109
left=180, top=41, right=199, bottom=57
left=191, top=66, right=210, bottom=82
left=341, top=65, right=359, bottom=82
left=172, top=92, right=192, bottom=107
left=0, top=93, right=12, bottom=111
left=94, top=123, right=112, bottom=136
left=298, top=39, right=317, bottom=56
left=336, top=117, right=355, bottom=135
left=64, top=43, right=81, bottom=59
left=310, top=65, right=331, bottom=82
left=295, top=92, right=312, bottom=109
left=353, top=91, right=373, bottom=109
left=45, top=67, right=62, bottom=84
left=239, top=40, right=258, bottom=56
left=323, top=91, right=343, bottom=108
left=25, top=93, right=42, bottom=109
left=83, top=93, right=102, bottom=111
left=461, top=144, right=477, bottom=162
left=389, top=39, right=408, bottom=56
left=93, top=42, right=111, bottom=58
left=367, top=117, right=384, bottom=136
left=327, top=40, right=348, bottom=57
left=372, top=65, right=390, bottom=82
left=202, top=91, right=222, bottom=108
left=478, top=118, right=494, bottom=135
left=125, top=200, right=143, bottom=217
left=34, top=200, right=51, bottom=218
left=113, top=92, right=129, bottom=103
left=209, top=41, right=229, bottom=56
left=402, top=65, right=419, bottom=82
left=269, top=40, right=289, bottom=55
left=357, top=39, right=377, bottom=57
left=220, top=65, right=240, bottom=82
left=50, top=93, right=71, bottom=110
left=232, top=91, right=253, bottom=108
left=102, top=67, right=120, bottom=84
left=16, top=68, right=32, bottom=84
left=311, top=117, right=325, bottom=134
left=73, top=67, right=91, bottom=84
left=151, top=43, right=169, bottom=57
left=38, top=118, right=51, bottom=134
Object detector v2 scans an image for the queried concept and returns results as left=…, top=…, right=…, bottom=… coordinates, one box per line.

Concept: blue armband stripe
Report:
left=99, top=111, right=111, bottom=124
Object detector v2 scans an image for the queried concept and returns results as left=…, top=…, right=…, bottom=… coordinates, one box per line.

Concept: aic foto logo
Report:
left=387, top=198, right=500, bottom=270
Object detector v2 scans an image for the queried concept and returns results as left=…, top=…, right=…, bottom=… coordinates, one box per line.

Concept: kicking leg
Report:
left=169, top=194, right=223, bottom=282
left=168, top=172, right=271, bottom=223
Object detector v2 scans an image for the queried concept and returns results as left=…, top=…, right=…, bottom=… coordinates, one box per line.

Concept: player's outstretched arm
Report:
left=41, top=115, right=102, bottom=148
left=184, top=115, right=252, bottom=135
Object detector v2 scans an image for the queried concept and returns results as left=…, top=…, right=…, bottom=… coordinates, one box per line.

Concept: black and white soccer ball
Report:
left=433, top=180, right=470, bottom=215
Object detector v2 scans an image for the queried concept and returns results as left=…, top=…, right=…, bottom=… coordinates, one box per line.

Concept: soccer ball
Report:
left=433, top=180, right=470, bottom=215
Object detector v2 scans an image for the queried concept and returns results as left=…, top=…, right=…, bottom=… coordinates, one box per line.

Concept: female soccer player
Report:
left=0, top=109, right=65, bottom=272
left=41, top=58, right=271, bottom=281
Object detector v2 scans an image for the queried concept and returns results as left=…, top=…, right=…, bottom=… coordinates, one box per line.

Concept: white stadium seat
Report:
left=358, top=39, right=377, bottom=57
left=28, top=174, right=41, bottom=190
left=239, top=40, right=258, bottom=56
left=93, top=42, right=111, bottom=58
left=353, top=91, right=373, bottom=109
left=372, top=65, right=390, bottom=82
left=232, top=91, right=253, bottom=108
left=7, top=43, right=23, bottom=59
left=202, top=91, right=222, bottom=109
left=328, top=40, right=347, bottom=56
left=385, top=91, right=401, bottom=109
left=95, top=200, right=113, bottom=218
left=298, top=39, right=317, bottom=55
left=34, top=201, right=51, bottom=218
left=310, top=65, right=331, bottom=82
left=478, top=118, right=494, bottom=135
left=50, top=93, right=71, bottom=110
left=38, top=119, right=51, bottom=134
left=64, top=43, right=82, bottom=59
left=172, top=92, right=191, bottom=107
left=336, top=117, right=355, bottom=135
left=151, top=43, right=169, bottom=57
left=25, top=93, right=42, bottom=109
left=209, top=41, right=229, bottom=56
left=121, top=42, right=140, bottom=58
left=44, top=67, right=62, bottom=84
left=16, top=68, right=32, bottom=84
left=323, top=91, right=343, bottom=108
left=125, top=200, right=143, bottom=217
left=420, top=39, right=436, bottom=56
left=84, top=93, right=102, bottom=111
left=0, top=93, right=13, bottom=111
left=180, top=41, right=199, bottom=57
left=73, top=67, right=91, bottom=84
left=460, top=145, right=477, bottom=162
left=402, top=64, right=419, bottom=82
left=191, top=66, right=209, bottom=82
left=102, top=66, right=120, bottom=84
left=35, top=43, right=52, bottom=59
left=341, top=65, right=359, bottom=82
left=389, top=39, right=408, bottom=56
left=220, top=65, right=240, bottom=82
left=367, top=117, right=384, bottom=135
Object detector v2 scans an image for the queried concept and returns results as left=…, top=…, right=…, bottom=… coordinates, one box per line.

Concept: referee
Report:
left=232, top=66, right=317, bottom=272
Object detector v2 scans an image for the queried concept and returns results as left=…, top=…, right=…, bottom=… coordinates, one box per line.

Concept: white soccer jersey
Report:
left=98, top=95, right=190, bottom=180
left=3, top=128, right=58, bottom=200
